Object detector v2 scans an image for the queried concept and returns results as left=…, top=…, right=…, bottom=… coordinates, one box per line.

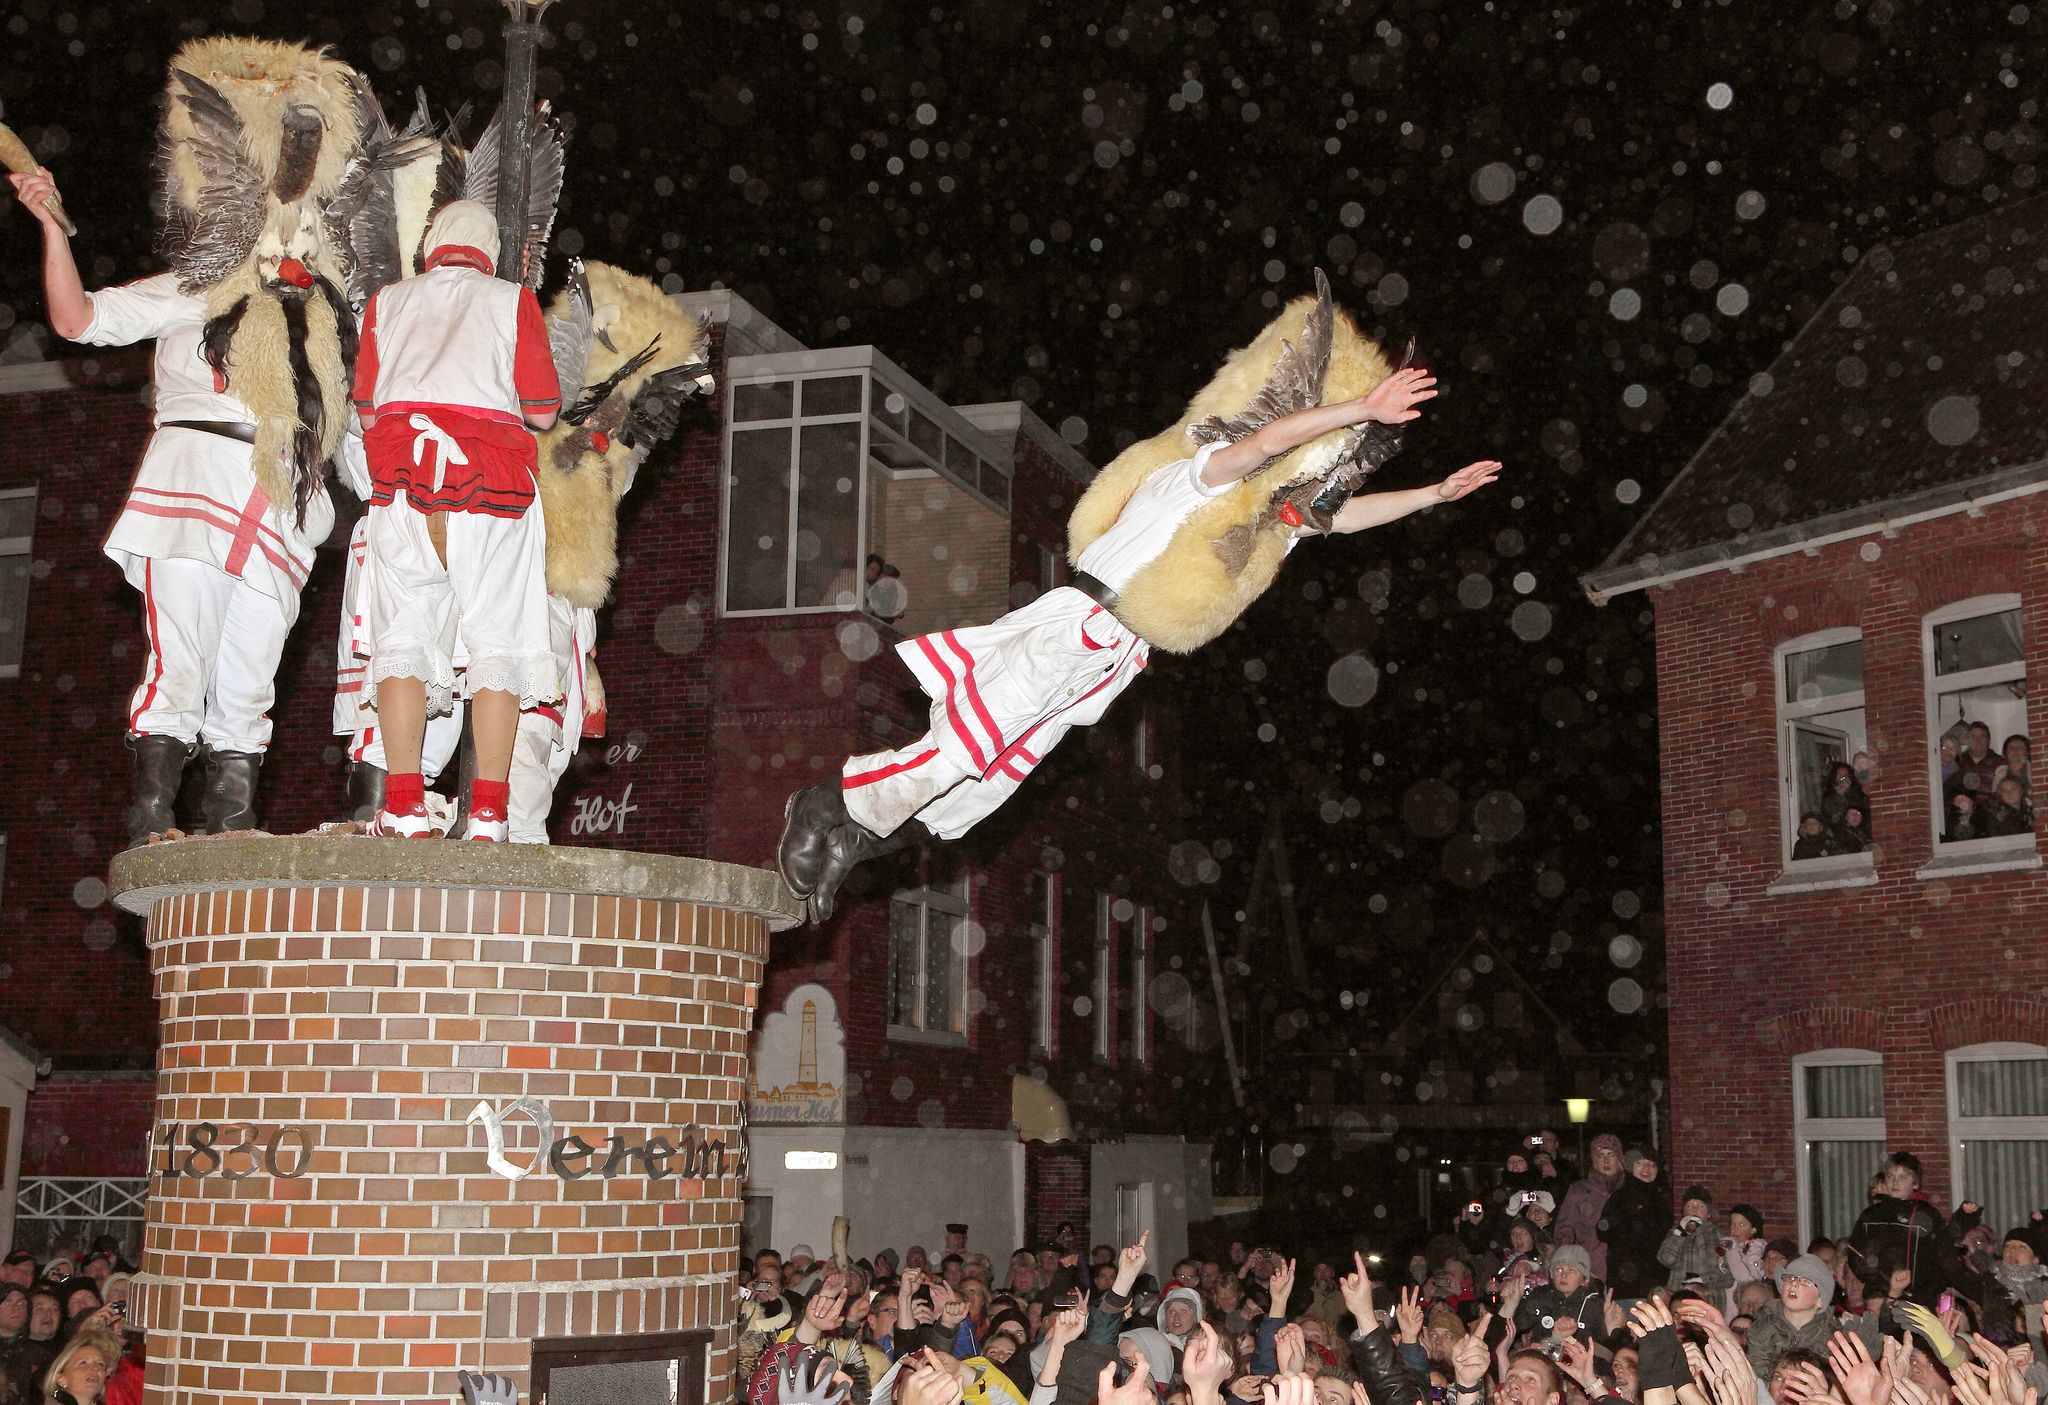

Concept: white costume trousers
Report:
left=841, top=587, right=1148, bottom=842
left=125, top=556, right=297, bottom=753
left=508, top=595, right=591, bottom=844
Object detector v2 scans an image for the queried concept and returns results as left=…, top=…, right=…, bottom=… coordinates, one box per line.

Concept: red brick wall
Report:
left=19, top=1075, right=155, bottom=1176
left=1652, top=498, right=2048, bottom=1228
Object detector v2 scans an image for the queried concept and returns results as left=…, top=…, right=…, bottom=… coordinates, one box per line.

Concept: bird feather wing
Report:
left=1188, top=267, right=1335, bottom=449
left=546, top=258, right=595, bottom=406
left=519, top=107, right=570, bottom=289
left=157, top=69, right=270, bottom=294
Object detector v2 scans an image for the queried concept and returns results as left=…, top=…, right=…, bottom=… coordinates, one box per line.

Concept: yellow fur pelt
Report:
left=203, top=261, right=351, bottom=514
left=1065, top=291, right=1395, bottom=653
left=161, top=37, right=360, bottom=213
left=537, top=262, right=707, bottom=608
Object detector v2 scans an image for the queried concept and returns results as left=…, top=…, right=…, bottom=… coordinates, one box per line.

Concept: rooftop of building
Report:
left=1584, top=194, right=2048, bottom=603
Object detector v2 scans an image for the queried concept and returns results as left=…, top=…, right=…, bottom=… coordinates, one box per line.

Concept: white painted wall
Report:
left=744, top=1125, right=849, bottom=1257
left=842, top=1128, right=1025, bottom=1263
left=1088, top=1137, right=1213, bottom=1269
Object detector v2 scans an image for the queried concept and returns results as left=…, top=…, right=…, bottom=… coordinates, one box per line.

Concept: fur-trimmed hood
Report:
left=537, top=261, right=711, bottom=608
left=1065, top=287, right=1396, bottom=652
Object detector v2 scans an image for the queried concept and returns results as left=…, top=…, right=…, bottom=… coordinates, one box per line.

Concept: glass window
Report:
left=1778, top=632, right=1871, bottom=865
left=1793, top=1051, right=1884, bottom=1242
left=801, top=375, right=864, bottom=417
left=908, top=408, right=943, bottom=463
left=1094, top=896, right=1119, bottom=1064
left=1130, top=909, right=1152, bottom=1067
left=1950, top=1045, right=2048, bottom=1240
left=0, top=487, right=34, bottom=678
left=724, top=428, right=792, bottom=612
left=723, top=378, right=866, bottom=615
left=795, top=423, right=862, bottom=608
left=1030, top=873, right=1058, bottom=1057
left=733, top=380, right=794, bottom=422
left=886, top=877, right=970, bottom=1042
left=1928, top=601, right=2030, bottom=845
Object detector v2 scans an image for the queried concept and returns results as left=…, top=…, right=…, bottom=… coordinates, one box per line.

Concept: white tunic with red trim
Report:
left=78, top=273, right=333, bottom=603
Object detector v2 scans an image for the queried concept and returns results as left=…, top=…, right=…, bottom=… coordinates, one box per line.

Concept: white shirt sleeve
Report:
left=78, top=272, right=188, bottom=348
left=1185, top=439, right=1233, bottom=498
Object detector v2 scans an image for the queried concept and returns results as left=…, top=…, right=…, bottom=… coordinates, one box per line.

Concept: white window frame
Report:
left=1093, top=895, right=1118, bottom=1064
left=717, top=347, right=1014, bottom=620
left=1946, top=1041, right=2048, bottom=1231
left=1130, top=907, right=1153, bottom=1066
left=886, top=875, right=972, bottom=1046
left=1030, top=872, right=1059, bottom=1057
left=1793, top=1048, right=1885, bottom=1245
left=1774, top=626, right=1872, bottom=881
left=0, top=486, right=35, bottom=680
left=1923, top=594, right=2032, bottom=864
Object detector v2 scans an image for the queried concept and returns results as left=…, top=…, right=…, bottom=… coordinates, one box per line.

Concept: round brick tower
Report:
left=108, top=837, right=801, bottom=1405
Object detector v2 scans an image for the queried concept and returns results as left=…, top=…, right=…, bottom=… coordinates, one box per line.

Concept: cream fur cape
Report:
left=536, top=263, right=707, bottom=609
left=1065, top=292, right=1395, bottom=653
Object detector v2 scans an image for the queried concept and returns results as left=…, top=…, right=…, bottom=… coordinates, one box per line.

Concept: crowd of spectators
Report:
left=1942, top=728, right=2033, bottom=842
left=740, top=1138, right=2048, bottom=1405
left=0, top=1240, right=140, bottom=1405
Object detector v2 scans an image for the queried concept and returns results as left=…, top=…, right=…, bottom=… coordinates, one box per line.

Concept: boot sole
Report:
left=776, top=789, right=818, bottom=900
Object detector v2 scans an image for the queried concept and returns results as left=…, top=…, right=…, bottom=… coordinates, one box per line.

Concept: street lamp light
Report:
left=495, top=0, right=557, bottom=282
left=1564, top=1098, right=1592, bottom=1124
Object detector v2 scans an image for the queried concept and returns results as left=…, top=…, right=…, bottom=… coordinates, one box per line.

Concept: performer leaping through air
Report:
left=778, top=272, right=1502, bottom=922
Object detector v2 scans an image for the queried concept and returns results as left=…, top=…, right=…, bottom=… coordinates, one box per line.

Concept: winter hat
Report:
left=1591, top=1133, right=1624, bottom=1159
left=1549, top=1245, right=1593, bottom=1277
left=1778, top=1254, right=1830, bottom=1290
left=1426, top=1308, right=1469, bottom=1339
left=1681, top=1185, right=1714, bottom=1209
left=1119, top=1327, right=1177, bottom=1386
left=2006, top=1229, right=2035, bottom=1248
left=1161, top=1286, right=1205, bottom=1326
left=1729, top=1204, right=1764, bottom=1234
left=1625, top=1148, right=1655, bottom=1171
left=423, top=198, right=502, bottom=271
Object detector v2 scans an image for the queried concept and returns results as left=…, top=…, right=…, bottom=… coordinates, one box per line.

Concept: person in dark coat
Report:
left=1600, top=1148, right=1671, bottom=1301
left=1844, top=1151, right=1956, bottom=1306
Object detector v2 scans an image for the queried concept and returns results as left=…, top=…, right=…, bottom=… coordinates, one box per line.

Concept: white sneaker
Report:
left=460, top=806, right=508, bottom=843
left=370, top=803, right=434, bottom=838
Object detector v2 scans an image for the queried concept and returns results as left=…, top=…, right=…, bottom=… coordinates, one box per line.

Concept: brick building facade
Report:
left=0, top=289, right=1226, bottom=1262
left=1584, top=196, right=2048, bottom=1246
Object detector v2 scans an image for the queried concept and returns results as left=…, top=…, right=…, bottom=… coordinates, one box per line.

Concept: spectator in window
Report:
left=1792, top=812, right=1835, bottom=859
left=1853, top=750, right=1875, bottom=785
left=1957, top=722, right=2004, bottom=800
left=1985, top=776, right=2033, bottom=837
left=1998, top=734, right=2033, bottom=798
left=1820, top=763, right=1871, bottom=838
left=1845, top=1151, right=1955, bottom=1307
left=1553, top=1133, right=1626, bottom=1278
left=1950, top=792, right=1986, bottom=842
left=1834, top=805, right=1872, bottom=852
left=1939, top=736, right=1960, bottom=791
left=1598, top=1148, right=1670, bottom=1306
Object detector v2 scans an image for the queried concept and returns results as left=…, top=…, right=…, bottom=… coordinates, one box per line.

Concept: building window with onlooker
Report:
left=1927, top=597, right=2029, bottom=846
left=1793, top=1048, right=1884, bottom=1243
left=1947, top=1042, right=2048, bottom=1236
left=1777, top=629, right=1870, bottom=865
left=1029, top=871, right=1059, bottom=1057
left=0, top=486, right=37, bottom=678
left=886, top=875, right=970, bottom=1042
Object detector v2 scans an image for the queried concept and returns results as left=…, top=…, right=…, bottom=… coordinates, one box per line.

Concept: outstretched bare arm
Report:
left=1200, top=369, right=1437, bottom=487
left=1330, top=460, right=1502, bottom=534
left=8, top=168, right=89, bottom=340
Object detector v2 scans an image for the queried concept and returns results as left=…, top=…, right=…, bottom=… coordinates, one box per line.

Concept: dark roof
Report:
left=1585, top=196, right=2048, bottom=600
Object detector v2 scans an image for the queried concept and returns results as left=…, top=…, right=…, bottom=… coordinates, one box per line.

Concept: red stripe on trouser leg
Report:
left=845, top=748, right=941, bottom=787
left=129, top=560, right=165, bottom=732
left=841, top=742, right=972, bottom=836
left=912, top=634, right=991, bottom=771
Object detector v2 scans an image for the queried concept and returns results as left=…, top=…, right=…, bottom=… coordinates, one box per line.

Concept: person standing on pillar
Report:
left=7, top=165, right=340, bottom=844
left=351, top=200, right=562, bottom=841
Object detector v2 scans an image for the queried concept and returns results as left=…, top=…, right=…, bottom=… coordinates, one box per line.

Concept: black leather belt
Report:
left=163, top=420, right=257, bottom=444
left=1070, top=570, right=1123, bottom=615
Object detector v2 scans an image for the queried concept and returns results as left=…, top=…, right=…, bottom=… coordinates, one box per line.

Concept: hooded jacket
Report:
left=1744, top=1299, right=1839, bottom=1379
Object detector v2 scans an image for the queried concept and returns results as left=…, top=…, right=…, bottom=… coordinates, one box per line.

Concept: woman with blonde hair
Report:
left=41, top=1325, right=121, bottom=1405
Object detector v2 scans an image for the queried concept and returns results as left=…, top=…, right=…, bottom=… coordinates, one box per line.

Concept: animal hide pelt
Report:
left=1065, top=285, right=1396, bottom=653
left=536, top=261, right=710, bottom=608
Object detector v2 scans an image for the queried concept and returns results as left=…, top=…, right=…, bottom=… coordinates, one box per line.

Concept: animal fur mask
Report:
left=153, top=37, right=363, bottom=522
left=537, top=260, right=713, bottom=609
left=1065, top=275, right=1397, bottom=653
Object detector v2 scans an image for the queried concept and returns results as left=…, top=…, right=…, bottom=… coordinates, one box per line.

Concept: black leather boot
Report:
left=807, top=820, right=927, bottom=924
left=201, top=748, right=263, bottom=833
left=347, top=760, right=387, bottom=824
left=126, top=735, right=195, bottom=847
left=777, top=784, right=851, bottom=899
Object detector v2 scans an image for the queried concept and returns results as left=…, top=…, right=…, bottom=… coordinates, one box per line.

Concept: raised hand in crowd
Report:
left=1830, top=1331, right=1896, bottom=1405
left=797, top=1286, right=848, bottom=1344
left=1112, top=1230, right=1150, bottom=1298
left=1097, top=1352, right=1153, bottom=1405
left=1774, top=1357, right=1838, bottom=1405
left=1604, top=1288, right=1627, bottom=1337
left=1267, top=1255, right=1298, bottom=1318
left=1450, top=1317, right=1492, bottom=1393
left=1336, top=1251, right=1374, bottom=1332
left=1393, top=1284, right=1425, bottom=1345
left=1229, top=1376, right=1270, bottom=1404
left=1261, top=1373, right=1317, bottom=1405
left=1184, top=1322, right=1233, bottom=1405
left=1967, top=1335, right=2024, bottom=1405
left=1558, top=1334, right=1604, bottom=1395
left=1274, top=1322, right=1307, bottom=1376
left=900, top=1359, right=965, bottom=1405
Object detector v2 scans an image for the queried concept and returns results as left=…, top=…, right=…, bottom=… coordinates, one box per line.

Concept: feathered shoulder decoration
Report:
left=537, top=260, right=713, bottom=608
left=1064, top=270, right=1398, bottom=653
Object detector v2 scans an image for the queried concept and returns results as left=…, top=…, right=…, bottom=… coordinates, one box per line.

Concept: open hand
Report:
left=1558, top=1335, right=1600, bottom=1392
left=1358, top=369, right=1439, bottom=425
left=1276, top=1323, right=1307, bottom=1376
left=1262, top=1374, right=1317, bottom=1405
left=1629, top=1297, right=1677, bottom=1339
left=1830, top=1330, right=1894, bottom=1405
left=1436, top=461, right=1502, bottom=503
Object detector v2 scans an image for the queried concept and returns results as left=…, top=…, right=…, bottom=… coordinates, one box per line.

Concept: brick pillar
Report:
left=109, top=837, right=800, bottom=1405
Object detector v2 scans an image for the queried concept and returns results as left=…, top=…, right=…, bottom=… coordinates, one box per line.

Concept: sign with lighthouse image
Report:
left=748, top=982, right=846, bottom=1124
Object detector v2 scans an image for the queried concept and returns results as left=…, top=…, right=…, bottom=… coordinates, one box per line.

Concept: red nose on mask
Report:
left=1278, top=501, right=1304, bottom=528
left=590, top=431, right=610, bottom=454
left=277, top=259, right=314, bottom=289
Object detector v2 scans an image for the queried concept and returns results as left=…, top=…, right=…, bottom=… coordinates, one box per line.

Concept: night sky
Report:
left=2, top=1, right=2037, bottom=1078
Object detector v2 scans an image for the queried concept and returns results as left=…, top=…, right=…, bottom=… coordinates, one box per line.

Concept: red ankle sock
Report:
left=386, top=772, right=425, bottom=813
left=472, top=779, right=509, bottom=816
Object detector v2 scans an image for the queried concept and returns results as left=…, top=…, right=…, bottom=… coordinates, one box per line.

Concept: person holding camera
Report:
left=1655, top=1185, right=1734, bottom=1303
left=1507, top=1245, right=1604, bottom=1343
